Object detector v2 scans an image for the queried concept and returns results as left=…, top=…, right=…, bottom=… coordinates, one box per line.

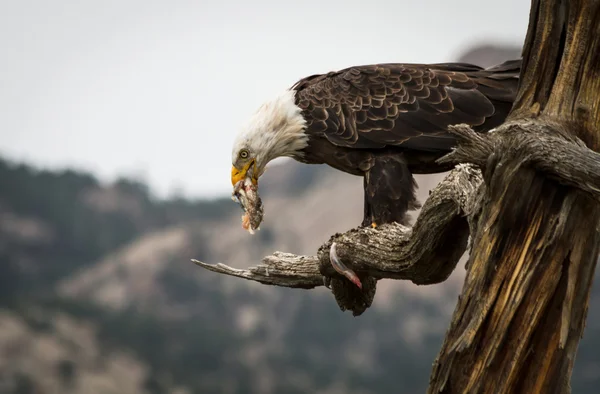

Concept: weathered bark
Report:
left=428, top=0, right=600, bottom=392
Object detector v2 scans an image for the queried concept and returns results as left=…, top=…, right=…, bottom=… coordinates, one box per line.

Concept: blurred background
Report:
left=1, top=1, right=599, bottom=393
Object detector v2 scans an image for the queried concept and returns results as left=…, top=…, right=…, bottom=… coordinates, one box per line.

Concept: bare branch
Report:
left=317, top=163, right=481, bottom=284
left=191, top=253, right=322, bottom=289
left=193, top=163, right=482, bottom=290
left=440, top=121, right=600, bottom=200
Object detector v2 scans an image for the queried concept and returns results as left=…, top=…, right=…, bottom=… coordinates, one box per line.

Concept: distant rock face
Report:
left=0, top=310, right=156, bottom=394
left=456, top=43, right=522, bottom=67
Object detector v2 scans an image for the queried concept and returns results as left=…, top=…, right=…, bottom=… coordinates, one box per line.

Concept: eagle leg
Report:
left=362, top=153, right=418, bottom=227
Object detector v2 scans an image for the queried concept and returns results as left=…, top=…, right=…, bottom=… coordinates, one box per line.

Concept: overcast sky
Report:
left=1, top=0, right=530, bottom=199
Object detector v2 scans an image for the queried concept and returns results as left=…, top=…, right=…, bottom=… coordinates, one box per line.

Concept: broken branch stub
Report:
left=440, top=121, right=600, bottom=201
left=191, top=253, right=322, bottom=289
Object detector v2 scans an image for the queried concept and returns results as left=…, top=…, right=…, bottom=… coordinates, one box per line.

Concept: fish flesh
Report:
left=232, top=178, right=264, bottom=234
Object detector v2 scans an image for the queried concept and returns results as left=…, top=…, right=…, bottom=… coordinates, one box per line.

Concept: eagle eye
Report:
left=239, top=149, right=249, bottom=159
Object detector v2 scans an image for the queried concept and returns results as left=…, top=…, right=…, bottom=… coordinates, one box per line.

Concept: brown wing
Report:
left=293, top=59, right=520, bottom=152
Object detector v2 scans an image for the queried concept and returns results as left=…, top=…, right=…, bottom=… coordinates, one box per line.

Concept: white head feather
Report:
left=232, top=89, right=308, bottom=171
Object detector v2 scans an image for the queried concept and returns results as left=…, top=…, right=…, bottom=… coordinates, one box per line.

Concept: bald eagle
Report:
left=231, top=59, right=520, bottom=228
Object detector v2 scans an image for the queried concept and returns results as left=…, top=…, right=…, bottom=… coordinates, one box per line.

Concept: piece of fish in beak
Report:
left=231, top=177, right=264, bottom=233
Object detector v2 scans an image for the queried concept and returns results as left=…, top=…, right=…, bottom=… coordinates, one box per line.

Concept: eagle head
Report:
left=231, top=89, right=308, bottom=186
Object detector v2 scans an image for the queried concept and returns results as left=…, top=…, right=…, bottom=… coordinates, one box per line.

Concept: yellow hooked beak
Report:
left=231, top=160, right=258, bottom=186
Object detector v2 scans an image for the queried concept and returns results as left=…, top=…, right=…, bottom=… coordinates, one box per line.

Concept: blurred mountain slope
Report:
left=0, top=155, right=460, bottom=394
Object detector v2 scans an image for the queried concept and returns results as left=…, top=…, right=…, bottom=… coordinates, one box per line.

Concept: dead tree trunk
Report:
left=428, top=0, right=600, bottom=392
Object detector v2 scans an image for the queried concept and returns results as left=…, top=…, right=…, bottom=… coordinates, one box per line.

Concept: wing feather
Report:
left=293, top=60, right=520, bottom=150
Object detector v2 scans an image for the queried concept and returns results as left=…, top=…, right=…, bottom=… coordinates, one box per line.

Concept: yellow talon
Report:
left=371, top=222, right=377, bottom=228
